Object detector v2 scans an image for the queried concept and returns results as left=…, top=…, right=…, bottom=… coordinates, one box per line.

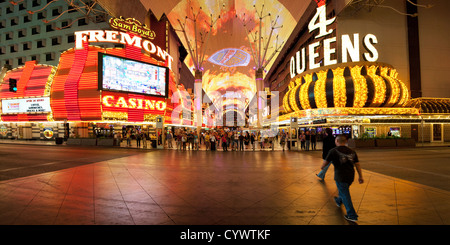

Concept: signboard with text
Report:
left=1, top=97, right=51, bottom=114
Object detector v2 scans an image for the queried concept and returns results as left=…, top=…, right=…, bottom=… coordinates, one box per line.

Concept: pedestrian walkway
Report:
left=0, top=148, right=448, bottom=225
left=1, top=138, right=449, bottom=150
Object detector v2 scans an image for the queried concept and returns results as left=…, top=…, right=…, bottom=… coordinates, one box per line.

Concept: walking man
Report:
left=320, top=135, right=364, bottom=222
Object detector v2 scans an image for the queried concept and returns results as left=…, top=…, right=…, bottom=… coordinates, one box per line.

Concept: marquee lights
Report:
left=282, top=62, right=410, bottom=114
left=350, top=65, right=368, bottom=108
left=289, top=2, right=379, bottom=79
left=102, top=95, right=166, bottom=111
left=300, top=74, right=313, bottom=110
left=314, top=70, right=328, bottom=109
left=333, top=67, right=347, bottom=108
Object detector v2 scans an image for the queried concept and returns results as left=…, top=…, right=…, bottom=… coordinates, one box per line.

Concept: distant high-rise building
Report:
left=0, top=0, right=111, bottom=68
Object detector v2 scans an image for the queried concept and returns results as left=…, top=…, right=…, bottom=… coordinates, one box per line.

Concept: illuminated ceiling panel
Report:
left=139, top=0, right=306, bottom=116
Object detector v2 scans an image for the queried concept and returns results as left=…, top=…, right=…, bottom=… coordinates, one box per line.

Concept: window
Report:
left=67, top=34, right=75, bottom=43
left=51, top=36, right=61, bottom=46
left=23, top=42, right=31, bottom=51
left=6, top=6, right=13, bottom=14
left=23, top=15, right=31, bottom=23
left=68, top=5, right=77, bottom=13
left=30, top=54, right=40, bottom=62
left=61, top=20, right=71, bottom=29
left=32, top=26, right=40, bottom=35
left=18, top=57, right=25, bottom=66
left=37, top=11, right=46, bottom=20
left=10, top=17, right=18, bottom=26
left=19, top=3, right=27, bottom=11
left=95, top=14, right=107, bottom=23
left=0, top=20, right=5, bottom=29
left=52, top=7, right=61, bottom=17
left=46, top=24, right=54, bottom=32
left=78, top=18, right=88, bottom=26
left=18, top=29, right=26, bottom=38
left=9, top=44, right=18, bottom=53
left=0, top=47, right=5, bottom=55
left=32, top=0, right=41, bottom=8
left=45, top=52, right=54, bottom=61
left=5, top=32, right=12, bottom=40
left=37, top=39, right=46, bottom=48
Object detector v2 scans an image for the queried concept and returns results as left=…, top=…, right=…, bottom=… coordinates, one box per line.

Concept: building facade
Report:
left=266, top=0, right=450, bottom=143
left=0, top=0, right=112, bottom=69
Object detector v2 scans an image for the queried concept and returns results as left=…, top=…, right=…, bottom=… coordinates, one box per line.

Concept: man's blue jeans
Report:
left=335, top=181, right=358, bottom=220
left=317, top=163, right=330, bottom=179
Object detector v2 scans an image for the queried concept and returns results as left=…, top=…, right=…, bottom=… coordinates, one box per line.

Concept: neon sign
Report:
left=102, top=95, right=166, bottom=111
left=109, top=17, right=156, bottom=40
left=289, top=0, right=378, bottom=78
left=74, top=30, right=174, bottom=70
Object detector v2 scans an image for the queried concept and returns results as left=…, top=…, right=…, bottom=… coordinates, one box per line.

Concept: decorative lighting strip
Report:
left=313, top=70, right=328, bottom=108
left=289, top=78, right=302, bottom=112
left=300, top=73, right=313, bottom=110
left=350, top=65, right=367, bottom=108
left=278, top=107, right=420, bottom=121
left=283, top=90, right=292, bottom=113
left=366, top=65, right=386, bottom=107
left=332, top=67, right=346, bottom=108
left=64, top=42, right=88, bottom=121
left=102, top=111, right=128, bottom=121
left=380, top=67, right=399, bottom=107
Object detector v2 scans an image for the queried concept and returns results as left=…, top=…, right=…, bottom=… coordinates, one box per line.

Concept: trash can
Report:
left=55, top=137, right=64, bottom=145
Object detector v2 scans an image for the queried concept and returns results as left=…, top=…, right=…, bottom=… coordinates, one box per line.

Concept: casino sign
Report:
left=282, top=0, right=414, bottom=118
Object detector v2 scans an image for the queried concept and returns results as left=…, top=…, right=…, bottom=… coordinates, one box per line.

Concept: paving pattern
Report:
left=0, top=146, right=449, bottom=225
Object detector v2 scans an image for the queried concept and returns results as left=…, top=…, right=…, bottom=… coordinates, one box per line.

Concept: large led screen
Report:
left=98, top=53, right=168, bottom=98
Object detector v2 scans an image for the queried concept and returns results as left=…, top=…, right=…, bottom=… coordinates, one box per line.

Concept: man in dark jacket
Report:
left=316, top=128, right=336, bottom=180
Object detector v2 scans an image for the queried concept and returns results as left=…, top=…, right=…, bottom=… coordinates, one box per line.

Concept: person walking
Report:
left=167, top=131, right=173, bottom=148
left=136, top=131, right=141, bottom=148
left=142, top=132, right=147, bottom=148
left=311, top=131, right=317, bottom=150
left=305, top=131, right=311, bottom=151
left=177, top=133, right=182, bottom=150
left=316, top=128, right=336, bottom=180
left=126, top=130, right=132, bottom=147
left=194, top=132, right=199, bottom=150
left=222, top=134, right=228, bottom=151
left=182, top=133, right=187, bottom=151
left=320, top=135, right=364, bottom=222
left=239, top=133, right=244, bottom=151
left=251, top=132, right=256, bottom=151
left=210, top=133, right=216, bottom=151
left=280, top=132, right=286, bottom=151
left=205, top=133, right=210, bottom=150
left=300, top=131, right=306, bottom=150
left=233, top=132, right=239, bottom=151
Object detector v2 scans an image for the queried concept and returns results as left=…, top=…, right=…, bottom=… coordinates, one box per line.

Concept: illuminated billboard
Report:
left=98, top=53, right=169, bottom=98
left=2, top=97, right=51, bottom=114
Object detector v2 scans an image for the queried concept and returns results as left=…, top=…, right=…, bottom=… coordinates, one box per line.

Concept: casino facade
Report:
left=0, top=16, right=193, bottom=143
left=266, top=0, right=450, bottom=143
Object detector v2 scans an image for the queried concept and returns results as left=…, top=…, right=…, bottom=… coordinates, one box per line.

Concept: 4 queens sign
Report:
left=290, top=0, right=379, bottom=78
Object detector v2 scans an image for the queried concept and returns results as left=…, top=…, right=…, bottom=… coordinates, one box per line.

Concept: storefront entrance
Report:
left=432, top=124, right=443, bottom=142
